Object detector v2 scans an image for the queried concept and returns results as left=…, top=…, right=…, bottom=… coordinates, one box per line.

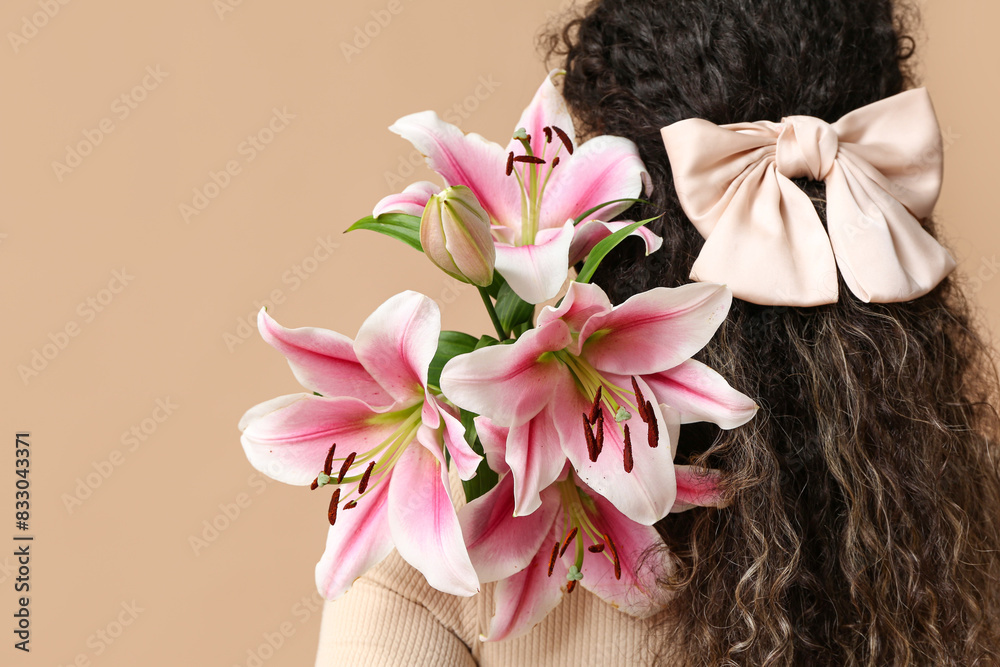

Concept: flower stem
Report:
left=478, top=287, right=508, bottom=340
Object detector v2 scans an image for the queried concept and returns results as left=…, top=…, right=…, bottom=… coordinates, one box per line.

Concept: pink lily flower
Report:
left=459, top=413, right=726, bottom=641
left=238, top=291, right=482, bottom=599
left=440, top=281, right=757, bottom=524
left=374, top=70, right=658, bottom=304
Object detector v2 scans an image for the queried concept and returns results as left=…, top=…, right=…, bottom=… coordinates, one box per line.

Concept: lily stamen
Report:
left=623, top=424, right=634, bottom=473
left=358, top=460, right=376, bottom=494
left=551, top=125, right=574, bottom=154
left=595, top=415, right=605, bottom=457
left=559, top=526, right=579, bottom=558
left=323, top=442, right=337, bottom=476
left=337, top=452, right=356, bottom=484
left=604, top=533, right=621, bottom=580
left=343, top=500, right=358, bottom=510
left=588, top=387, right=604, bottom=424
left=506, top=151, right=514, bottom=176
left=547, top=541, right=560, bottom=577
left=588, top=543, right=606, bottom=554
left=543, top=126, right=553, bottom=143
left=328, top=488, right=341, bottom=526
left=567, top=579, right=578, bottom=593
left=583, top=414, right=598, bottom=462
left=551, top=156, right=560, bottom=169
left=513, top=155, right=546, bottom=165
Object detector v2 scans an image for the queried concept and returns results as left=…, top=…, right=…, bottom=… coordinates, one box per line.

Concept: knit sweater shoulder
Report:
left=314, top=547, right=672, bottom=666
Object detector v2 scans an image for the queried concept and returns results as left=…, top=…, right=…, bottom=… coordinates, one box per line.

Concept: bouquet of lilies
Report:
left=239, top=71, right=757, bottom=640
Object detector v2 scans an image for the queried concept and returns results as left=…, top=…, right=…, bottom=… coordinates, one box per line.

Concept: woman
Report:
left=316, top=1, right=1000, bottom=664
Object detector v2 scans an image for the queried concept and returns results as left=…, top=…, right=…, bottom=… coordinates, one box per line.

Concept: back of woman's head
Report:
left=546, top=1, right=1000, bottom=665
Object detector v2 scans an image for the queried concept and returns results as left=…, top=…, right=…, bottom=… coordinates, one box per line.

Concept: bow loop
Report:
left=775, top=116, right=839, bottom=181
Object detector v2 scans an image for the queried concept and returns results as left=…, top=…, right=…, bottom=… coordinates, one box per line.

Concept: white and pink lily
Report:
left=459, top=414, right=727, bottom=641
left=440, top=281, right=757, bottom=525
left=238, top=291, right=482, bottom=599
left=374, top=70, right=659, bottom=304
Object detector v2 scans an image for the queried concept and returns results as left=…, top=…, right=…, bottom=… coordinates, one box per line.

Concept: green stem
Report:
left=478, top=287, right=508, bottom=340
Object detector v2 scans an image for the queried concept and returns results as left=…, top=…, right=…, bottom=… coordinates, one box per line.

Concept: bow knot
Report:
left=660, top=88, right=956, bottom=306
left=775, top=116, right=839, bottom=181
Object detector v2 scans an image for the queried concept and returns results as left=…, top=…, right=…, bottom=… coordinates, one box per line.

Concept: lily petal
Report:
left=539, top=134, right=652, bottom=230
left=553, top=376, right=678, bottom=525
left=388, top=445, right=479, bottom=596
left=315, top=481, right=394, bottom=599
left=672, top=465, right=727, bottom=513
left=580, top=282, right=733, bottom=376
left=257, top=309, right=390, bottom=406
left=474, top=416, right=511, bottom=476
left=239, top=394, right=402, bottom=486
left=482, top=533, right=566, bottom=642
left=389, top=111, right=520, bottom=227
left=505, top=69, right=574, bottom=158
left=643, top=359, right=758, bottom=429
left=437, top=400, right=482, bottom=481
left=506, top=403, right=571, bottom=516
left=576, top=487, right=669, bottom=617
left=354, top=291, right=440, bottom=404
left=440, top=319, right=573, bottom=427
left=494, top=219, right=575, bottom=304
left=459, top=474, right=559, bottom=583
left=536, top=278, right=613, bottom=338
left=568, top=220, right=664, bottom=266
left=373, top=180, right=441, bottom=218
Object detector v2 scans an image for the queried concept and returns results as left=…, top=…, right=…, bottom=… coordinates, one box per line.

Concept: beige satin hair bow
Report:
left=660, top=89, right=956, bottom=306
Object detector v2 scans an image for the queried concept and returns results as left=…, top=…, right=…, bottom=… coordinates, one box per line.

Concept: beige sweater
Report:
left=314, top=548, right=672, bottom=666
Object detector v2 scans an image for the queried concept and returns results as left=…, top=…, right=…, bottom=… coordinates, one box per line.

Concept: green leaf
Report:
left=475, top=335, right=501, bottom=350
left=458, top=409, right=500, bottom=503
left=427, top=331, right=478, bottom=388
left=572, top=197, right=654, bottom=225
left=346, top=213, right=423, bottom=252
left=495, top=281, right=534, bottom=333
left=575, top=217, right=660, bottom=284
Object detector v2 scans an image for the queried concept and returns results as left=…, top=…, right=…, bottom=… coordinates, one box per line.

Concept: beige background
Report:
left=2, top=1, right=996, bottom=665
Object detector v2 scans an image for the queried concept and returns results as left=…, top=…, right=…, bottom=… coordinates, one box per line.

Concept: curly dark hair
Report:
left=544, top=1, right=1000, bottom=665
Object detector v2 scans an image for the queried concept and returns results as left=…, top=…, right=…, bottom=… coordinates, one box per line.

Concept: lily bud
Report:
left=420, top=186, right=496, bottom=287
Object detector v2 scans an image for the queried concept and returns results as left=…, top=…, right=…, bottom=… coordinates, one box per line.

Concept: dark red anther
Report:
left=513, top=155, right=546, bottom=165
left=595, top=415, right=605, bottom=457
left=567, top=579, right=578, bottom=594
left=543, top=126, right=553, bottom=143
left=551, top=156, right=560, bottom=169
left=337, top=452, right=356, bottom=484
left=327, top=488, right=341, bottom=526
left=588, top=386, right=603, bottom=424
left=623, top=424, right=634, bottom=473
left=358, top=460, right=376, bottom=494
left=547, top=541, right=560, bottom=577
left=558, top=527, right=579, bottom=558
left=588, top=543, right=606, bottom=554
left=506, top=151, right=514, bottom=176
left=605, top=533, right=621, bottom=580
left=323, top=442, right=337, bottom=476
left=583, top=414, right=598, bottom=462
left=551, top=126, right=574, bottom=154
left=310, top=477, right=319, bottom=491
left=647, top=415, right=659, bottom=449
left=343, top=500, right=358, bottom=510
left=631, top=377, right=649, bottom=421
